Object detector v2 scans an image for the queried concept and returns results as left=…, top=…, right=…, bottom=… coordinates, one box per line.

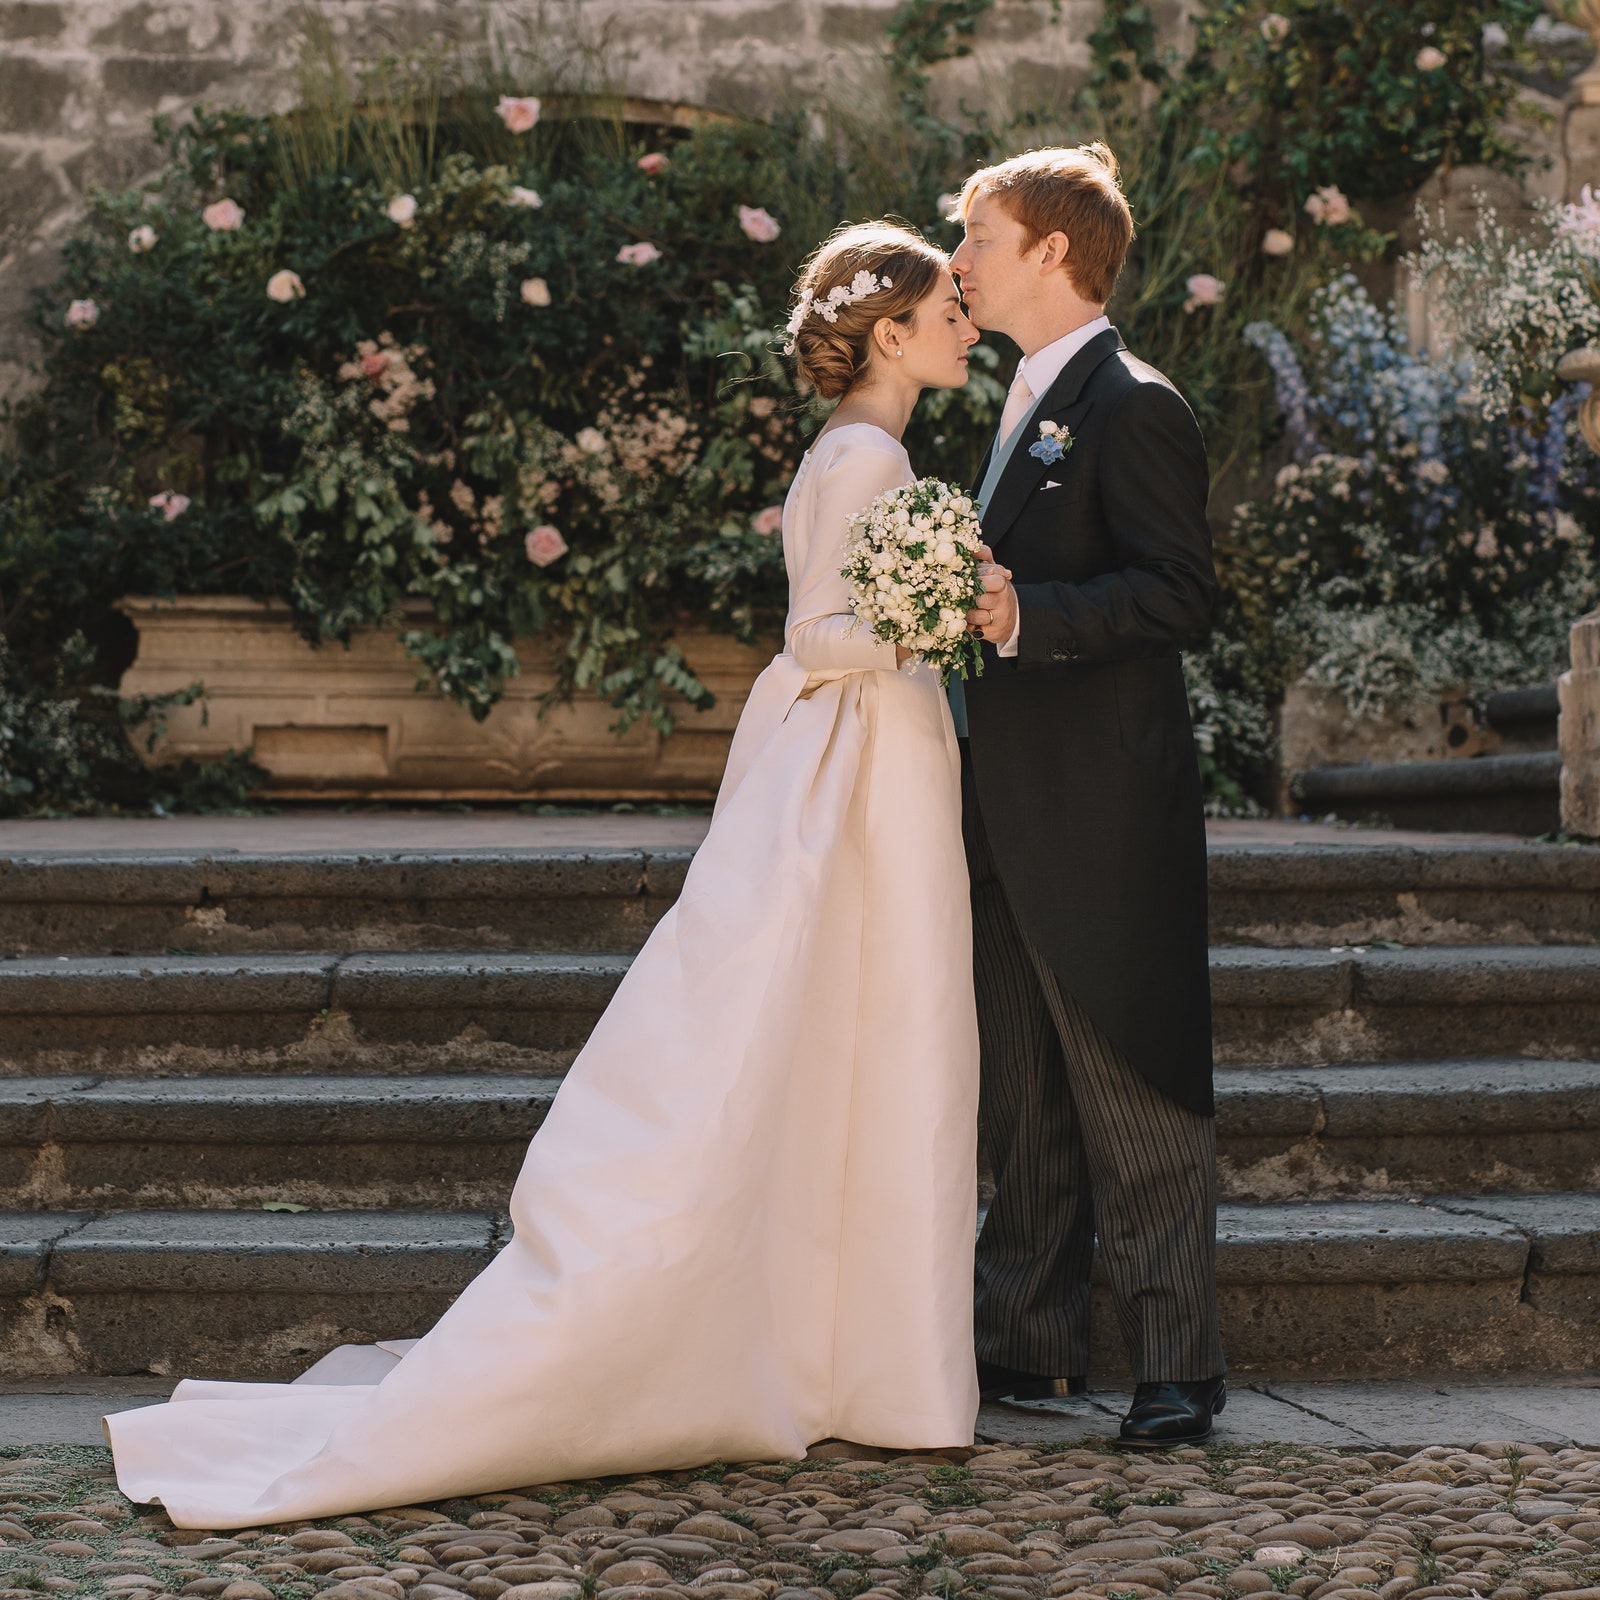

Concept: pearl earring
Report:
left=894, top=349, right=903, bottom=357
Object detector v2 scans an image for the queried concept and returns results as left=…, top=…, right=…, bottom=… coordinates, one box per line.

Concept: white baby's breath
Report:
left=841, top=476, right=986, bottom=683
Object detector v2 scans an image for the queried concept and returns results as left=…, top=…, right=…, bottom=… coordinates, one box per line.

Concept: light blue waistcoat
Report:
left=947, top=403, right=1042, bottom=738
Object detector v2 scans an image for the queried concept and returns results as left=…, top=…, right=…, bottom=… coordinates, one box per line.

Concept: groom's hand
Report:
left=967, top=544, right=1017, bottom=642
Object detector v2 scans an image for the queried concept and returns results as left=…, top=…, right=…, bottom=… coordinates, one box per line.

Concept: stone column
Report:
left=1560, top=608, right=1600, bottom=838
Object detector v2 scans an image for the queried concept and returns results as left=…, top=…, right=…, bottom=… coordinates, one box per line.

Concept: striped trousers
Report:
left=963, top=754, right=1225, bottom=1383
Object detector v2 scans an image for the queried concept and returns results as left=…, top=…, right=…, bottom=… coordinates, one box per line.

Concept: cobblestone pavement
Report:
left=0, top=1439, right=1597, bottom=1600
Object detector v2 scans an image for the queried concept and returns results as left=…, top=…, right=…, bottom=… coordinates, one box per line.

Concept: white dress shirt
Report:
left=996, top=314, right=1112, bottom=656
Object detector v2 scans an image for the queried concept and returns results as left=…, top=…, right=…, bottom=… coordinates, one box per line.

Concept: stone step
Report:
left=1, top=1196, right=1593, bottom=1379
left=0, top=1074, right=561, bottom=1210
left=1295, top=751, right=1562, bottom=836
left=1485, top=684, right=1559, bottom=754
left=1219, top=1059, right=1600, bottom=1198
left=0, top=1062, right=1594, bottom=1211
left=4, top=945, right=1598, bottom=1075
left=0, top=849, right=687, bottom=958
left=0, top=1209, right=499, bottom=1380
left=1208, top=840, right=1600, bottom=947
left=0, top=952, right=628, bottom=1076
left=5, top=841, right=1598, bottom=957
left=1211, top=944, right=1600, bottom=1065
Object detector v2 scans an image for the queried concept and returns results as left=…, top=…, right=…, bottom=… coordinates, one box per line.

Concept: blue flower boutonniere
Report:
left=1027, top=419, right=1073, bottom=465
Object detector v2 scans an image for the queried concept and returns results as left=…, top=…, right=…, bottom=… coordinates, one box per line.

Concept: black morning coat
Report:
left=963, top=325, right=1221, bottom=1116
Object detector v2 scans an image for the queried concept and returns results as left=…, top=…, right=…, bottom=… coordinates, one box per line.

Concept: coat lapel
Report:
left=981, top=326, right=1125, bottom=550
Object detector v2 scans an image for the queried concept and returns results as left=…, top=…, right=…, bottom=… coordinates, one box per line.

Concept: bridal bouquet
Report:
left=841, top=477, right=986, bottom=684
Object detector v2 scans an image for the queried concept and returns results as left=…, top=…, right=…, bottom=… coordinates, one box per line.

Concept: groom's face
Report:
left=949, top=192, right=1034, bottom=338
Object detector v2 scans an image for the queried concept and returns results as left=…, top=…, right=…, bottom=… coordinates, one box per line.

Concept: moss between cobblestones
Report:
left=0, top=1442, right=1596, bottom=1600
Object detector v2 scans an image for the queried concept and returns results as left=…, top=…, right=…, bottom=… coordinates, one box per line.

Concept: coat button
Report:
left=1050, top=649, right=1067, bottom=661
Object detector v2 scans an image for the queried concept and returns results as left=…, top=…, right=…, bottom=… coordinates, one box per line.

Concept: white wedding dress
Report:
left=106, top=422, right=980, bottom=1528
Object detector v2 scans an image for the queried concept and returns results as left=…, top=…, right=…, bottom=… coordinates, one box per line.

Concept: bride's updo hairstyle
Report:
left=785, top=222, right=950, bottom=400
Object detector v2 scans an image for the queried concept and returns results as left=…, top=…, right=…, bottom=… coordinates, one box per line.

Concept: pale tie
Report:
left=951, top=364, right=1035, bottom=737
left=998, top=363, right=1034, bottom=446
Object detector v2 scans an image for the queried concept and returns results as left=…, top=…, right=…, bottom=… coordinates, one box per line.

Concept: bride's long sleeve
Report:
left=785, top=436, right=908, bottom=673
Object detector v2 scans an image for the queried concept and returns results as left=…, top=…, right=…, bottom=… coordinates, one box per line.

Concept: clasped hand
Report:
left=967, top=544, right=1016, bottom=643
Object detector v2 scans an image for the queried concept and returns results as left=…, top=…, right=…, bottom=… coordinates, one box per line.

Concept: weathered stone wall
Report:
left=2, top=0, right=1596, bottom=401
left=0, top=0, right=1113, bottom=394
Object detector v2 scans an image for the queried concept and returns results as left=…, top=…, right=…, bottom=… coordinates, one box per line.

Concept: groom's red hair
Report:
left=955, top=143, right=1134, bottom=306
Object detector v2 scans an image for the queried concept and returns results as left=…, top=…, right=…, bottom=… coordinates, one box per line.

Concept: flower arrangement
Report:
left=841, top=478, right=986, bottom=684
left=1027, top=420, right=1072, bottom=464
left=1223, top=252, right=1599, bottom=732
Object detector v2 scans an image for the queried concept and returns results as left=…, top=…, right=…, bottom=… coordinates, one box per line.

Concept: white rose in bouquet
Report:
left=841, top=476, right=986, bottom=684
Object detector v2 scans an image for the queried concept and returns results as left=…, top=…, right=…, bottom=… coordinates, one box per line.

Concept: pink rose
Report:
left=752, top=505, right=784, bottom=536
left=525, top=524, right=568, bottom=566
left=148, top=490, right=190, bottom=521
left=203, top=197, right=244, bottom=231
left=616, top=241, right=662, bottom=266
left=509, top=185, right=543, bottom=207
left=637, top=152, right=670, bottom=176
left=520, top=277, right=552, bottom=307
left=1414, top=45, right=1447, bottom=71
left=1259, top=12, right=1290, bottom=41
left=128, top=225, right=158, bottom=254
left=386, top=193, right=417, bottom=227
left=65, top=298, right=99, bottom=328
left=1183, top=273, right=1224, bottom=312
left=738, top=205, right=781, bottom=243
left=497, top=96, right=541, bottom=134
left=1304, top=185, right=1350, bottom=226
left=1261, top=228, right=1295, bottom=256
left=361, top=353, right=391, bottom=379
left=266, top=269, right=305, bottom=302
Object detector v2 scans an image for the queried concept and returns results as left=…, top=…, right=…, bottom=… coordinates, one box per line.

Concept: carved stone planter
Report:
left=117, top=596, right=776, bottom=802
left=1556, top=346, right=1600, bottom=454
left=1279, top=681, right=1494, bottom=775
left=1561, top=608, right=1600, bottom=839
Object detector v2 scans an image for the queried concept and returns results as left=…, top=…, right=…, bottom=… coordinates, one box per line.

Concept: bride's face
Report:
left=887, top=278, right=979, bottom=391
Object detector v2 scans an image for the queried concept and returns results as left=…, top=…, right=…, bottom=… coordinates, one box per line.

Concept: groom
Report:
left=947, top=144, right=1226, bottom=1446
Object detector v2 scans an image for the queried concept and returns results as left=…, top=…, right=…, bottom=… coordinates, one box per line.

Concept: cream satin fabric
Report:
left=105, top=422, right=981, bottom=1528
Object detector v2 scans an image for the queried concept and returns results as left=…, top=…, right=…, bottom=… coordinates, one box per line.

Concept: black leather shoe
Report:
left=1119, top=1377, right=1227, bottom=1448
left=977, top=1358, right=1088, bottom=1403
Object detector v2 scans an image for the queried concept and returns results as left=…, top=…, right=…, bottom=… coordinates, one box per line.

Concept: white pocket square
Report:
left=1040, top=479, right=1062, bottom=490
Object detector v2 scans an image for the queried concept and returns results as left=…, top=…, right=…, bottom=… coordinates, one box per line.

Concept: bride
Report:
left=106, top=221, right=984, bottom=1527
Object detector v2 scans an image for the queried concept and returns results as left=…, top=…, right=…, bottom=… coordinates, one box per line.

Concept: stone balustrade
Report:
left=1561, top=608, right=1600, bottom=840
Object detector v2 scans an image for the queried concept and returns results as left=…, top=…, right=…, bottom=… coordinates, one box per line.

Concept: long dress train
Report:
left=105, top=421, right=980, bottom=1528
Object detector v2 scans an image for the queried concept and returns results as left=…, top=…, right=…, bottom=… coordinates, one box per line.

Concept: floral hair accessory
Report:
left=1028, top=419, right=1073, bottom=465
left=782, top=269, right=894, bottom=353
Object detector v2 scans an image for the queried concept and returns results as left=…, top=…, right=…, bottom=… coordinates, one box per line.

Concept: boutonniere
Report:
left=1027, top=419, right=1073, bottom=464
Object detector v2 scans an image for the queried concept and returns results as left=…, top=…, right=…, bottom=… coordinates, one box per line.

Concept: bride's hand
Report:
left=895, top=644, right=914, bottom=666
